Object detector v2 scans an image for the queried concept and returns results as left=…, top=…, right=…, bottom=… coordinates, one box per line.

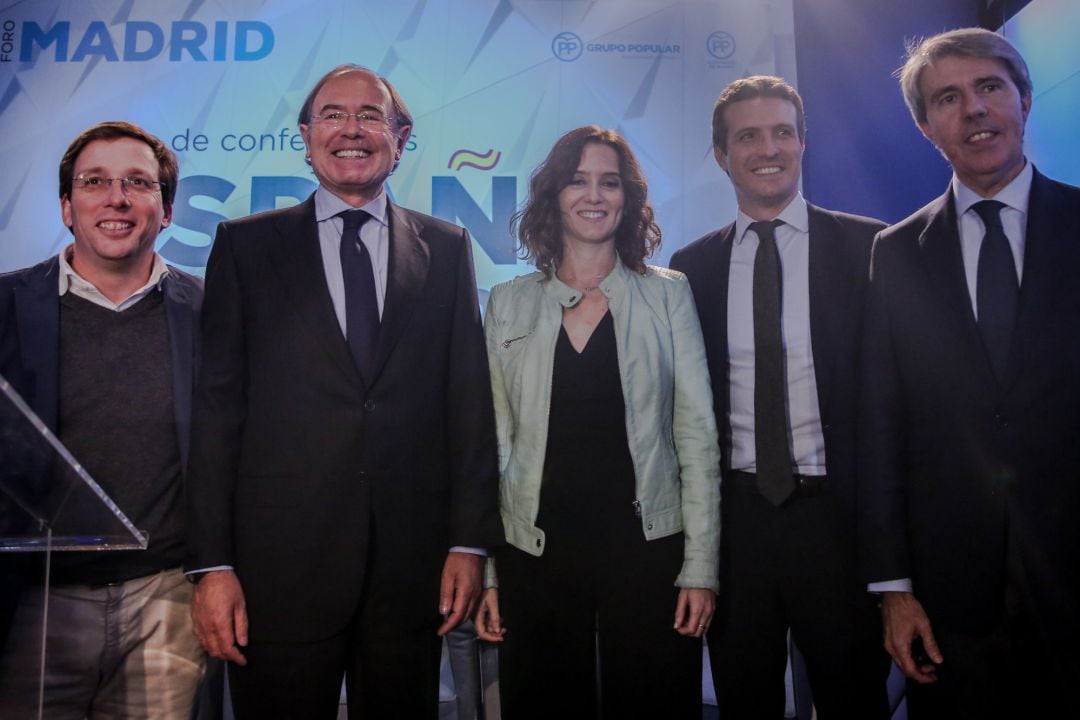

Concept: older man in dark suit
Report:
left=860, top=27, right=1080, bottom=718
left=185, top=65, right=501, bottom=719
left=671, top=76, right=890, bottom=719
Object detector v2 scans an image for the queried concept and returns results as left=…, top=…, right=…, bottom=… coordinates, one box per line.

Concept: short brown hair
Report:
left=898, top=27, right=1032, bottom=124
left=712, top=75, right=806, bottom=152
left=59, top=121, right=179, bottom=207
left=513, top=125, right=660, bottom=275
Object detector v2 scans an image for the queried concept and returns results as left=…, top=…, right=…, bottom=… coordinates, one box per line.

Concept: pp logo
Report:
left=706, top=31, right=735, bottom=60
left=552, top=31, right=582, bottom=62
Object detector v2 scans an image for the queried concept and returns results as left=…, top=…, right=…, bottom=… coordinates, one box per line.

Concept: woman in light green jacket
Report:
left=474, top=126, right=721, bottom=719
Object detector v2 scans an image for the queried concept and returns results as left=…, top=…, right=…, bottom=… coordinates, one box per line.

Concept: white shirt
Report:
left=727, top=193, right=826, bottom=476
left=954, top=159, right=1031, bottom=315
left=58, top=244, right=169, bottom=309
left=314, top=186, right=390, bottom=327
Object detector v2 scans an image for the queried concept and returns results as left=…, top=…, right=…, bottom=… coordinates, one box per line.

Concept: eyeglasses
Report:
left=72, top=174, right=165, bottom=195
left=311, top=111, right=391, bottom=131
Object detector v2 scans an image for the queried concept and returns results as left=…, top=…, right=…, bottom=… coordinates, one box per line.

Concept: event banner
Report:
left=0, top=0, right=796, bottom=292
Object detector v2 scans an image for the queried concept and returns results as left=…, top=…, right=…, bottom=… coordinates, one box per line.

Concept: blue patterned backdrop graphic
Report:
left=0, top=0, right=796, bottom=291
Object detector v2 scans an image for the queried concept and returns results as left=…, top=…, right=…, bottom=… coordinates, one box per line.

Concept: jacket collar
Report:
left=542, top=254, right=637, bottom=308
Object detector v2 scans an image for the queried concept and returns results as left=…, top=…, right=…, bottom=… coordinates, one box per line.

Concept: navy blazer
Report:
left=0, top=255, right=203, bottom=469
left=0, top=255, right=201, bottom=647
left=670, top=203, right=884, bottom=522
left=859, top=169, right=1080, bottom=642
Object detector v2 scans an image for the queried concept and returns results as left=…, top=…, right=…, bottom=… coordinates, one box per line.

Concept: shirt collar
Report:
left=952, top=159, right=1032, bottom=218
left=58, top=243, right=169, bottom=308
left=314, top=185, right=389, bottom=227
left=733, top=192, right=808, bottom=244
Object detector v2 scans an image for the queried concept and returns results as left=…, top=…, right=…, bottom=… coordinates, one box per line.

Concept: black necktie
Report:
left=972, top=200, right=1018, bottom=381
left=339, top=209, right=380, bottom=382
left=750, top=219, right=795, bottom=506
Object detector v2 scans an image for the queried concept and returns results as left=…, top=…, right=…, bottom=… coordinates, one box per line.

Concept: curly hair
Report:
left=512, top=125, right=660, bottom=274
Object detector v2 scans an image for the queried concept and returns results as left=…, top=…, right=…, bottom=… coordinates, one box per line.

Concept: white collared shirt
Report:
left=953, top=159, right=1032, bottom=317
left=58, top=244, right=169, bottom=310
left=727, top=193, right=826, bottom=476
left=315, top=186, right=390, bottom=332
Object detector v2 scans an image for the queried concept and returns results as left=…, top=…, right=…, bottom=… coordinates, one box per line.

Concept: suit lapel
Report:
left=266, top=198, right=362, bottom=389
left=806, top=206, right=850, bottom=419
left=13, top=259, right=61, bottom=430
left=917, top=190, right=1000, bottom=388
left=369, top=203, right=430, bottom=384
left=1002, top=170, right=1076, bottom=390
left=162, top=272, right=196, bottom=470
left=699, top=225, right=735, bottom=468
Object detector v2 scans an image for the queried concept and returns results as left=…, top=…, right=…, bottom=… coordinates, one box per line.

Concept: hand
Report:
left=674, top=587, right=716, bottom=638
left=190, top=570, right=249, bottom=665
left=437, top=551, right=483, bottom=636
left=473, top=588, right=506, bottom=642
left=881, top=591, right=943, bottom=684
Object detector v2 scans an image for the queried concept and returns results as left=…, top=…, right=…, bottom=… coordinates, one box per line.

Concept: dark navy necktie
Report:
left=972, top=200, right=1018, bottom=381
left=750, top=219, right=795, bottom=506
left=339, top=209, right=380, bottom=382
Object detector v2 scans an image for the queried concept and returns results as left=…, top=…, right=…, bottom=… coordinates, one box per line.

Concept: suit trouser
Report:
left=709, top=480, right=890, bottom=720
left=496, top=528, right=702, bottom=720
left=0, top=566, right=205, bottom=720
left=227, top=546, right=443, bottom=720
left=906, top=518, right=1075, bottom=720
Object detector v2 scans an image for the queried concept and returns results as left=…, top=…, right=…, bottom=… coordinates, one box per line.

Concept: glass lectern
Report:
left=0, top=373, right=147, bottom=718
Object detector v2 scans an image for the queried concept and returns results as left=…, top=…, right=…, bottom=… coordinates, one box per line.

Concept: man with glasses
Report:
left=0, top=121, right=206, bottom=718
left=185, top=64, right=501, bottom=718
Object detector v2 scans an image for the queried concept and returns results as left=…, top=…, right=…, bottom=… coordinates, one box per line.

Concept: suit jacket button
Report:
left=364, top=400, right=375, bottom=411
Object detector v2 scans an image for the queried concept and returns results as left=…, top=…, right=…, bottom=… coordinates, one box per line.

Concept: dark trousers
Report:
left=228, top=551, right=442, bottom=720
left=906, top=522, right=1075, bottom=720
left=497, top=531, right=702, bottom=720
left=709, top=479, right=889, bottom=720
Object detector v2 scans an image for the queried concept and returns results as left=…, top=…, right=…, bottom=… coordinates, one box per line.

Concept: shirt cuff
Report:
left=868, top=578, right=913, bottom=593
left=449, top=546, right=487, bottom=557
left=184, top=565, right=234, bottom=583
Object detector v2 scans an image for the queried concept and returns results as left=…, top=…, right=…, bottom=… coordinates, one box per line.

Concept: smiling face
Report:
left=300, top=70, right=412, bottom=207
left=917, top=54, right=1030, bottom=197
left=557, top=142, right=625, bottom=251
left=61, top=137, right=170, bottom=279
left=715, top=96, right=804, bottom=220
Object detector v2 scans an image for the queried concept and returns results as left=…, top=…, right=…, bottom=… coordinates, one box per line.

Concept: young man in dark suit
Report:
left=860, top=27, right=1080, bottom=718
left=185, top=65, right=502, bottom=719
left=0, top=121, right=205, bottom=718
left=671, top=76, right=890, bottom=719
